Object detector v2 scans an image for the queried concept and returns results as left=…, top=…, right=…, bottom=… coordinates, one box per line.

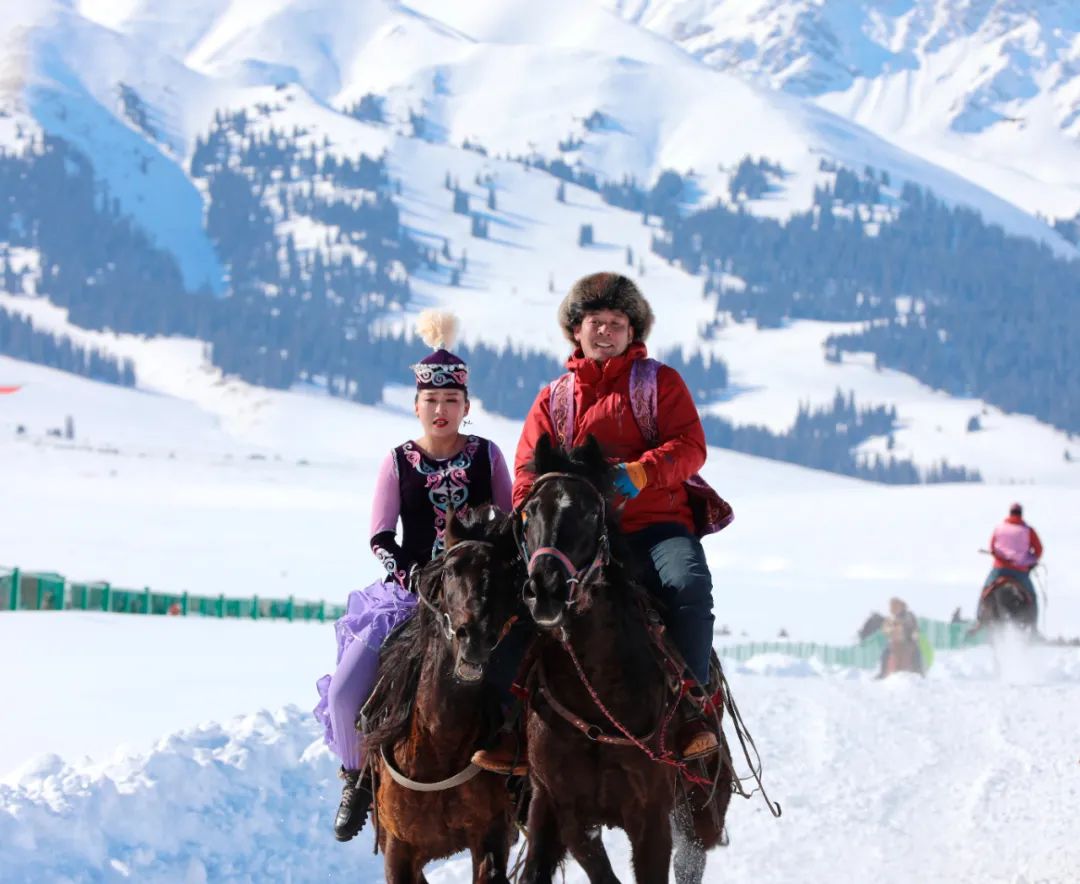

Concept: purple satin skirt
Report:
left=313, top=579, right=418, bottom=769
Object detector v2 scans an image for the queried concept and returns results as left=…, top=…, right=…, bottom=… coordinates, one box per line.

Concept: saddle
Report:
left=979, top=574, right=1030, bottom=604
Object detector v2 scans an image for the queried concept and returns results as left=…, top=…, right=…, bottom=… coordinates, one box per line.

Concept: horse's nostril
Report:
left=456, top=625, right=469, bottom=641
left=522, top=580, right=537, bottom=601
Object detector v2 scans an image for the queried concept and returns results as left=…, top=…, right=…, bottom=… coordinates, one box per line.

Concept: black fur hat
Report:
left=558, top=272, right=654, bottom=345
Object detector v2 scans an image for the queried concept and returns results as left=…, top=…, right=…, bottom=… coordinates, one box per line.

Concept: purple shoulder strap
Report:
left=629, top=358, right=661, bottom=446
left=630, top=357, right=734, bottom=536
left=551, top=360, right=660, bottom=449
left=548, top=372, right=575, bottom=450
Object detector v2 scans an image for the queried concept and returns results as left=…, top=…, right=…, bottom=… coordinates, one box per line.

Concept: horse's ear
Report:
left=416, top=558, right=443, bottom=602
left=445, top=508, right=464, bottom=548
left=578, top=434, right=610, bottom=476
left=491, top=509, right=519, bottom=559
left=532, top=432, right=555, bottom=474
left=447, top=506, right=495, bottom=547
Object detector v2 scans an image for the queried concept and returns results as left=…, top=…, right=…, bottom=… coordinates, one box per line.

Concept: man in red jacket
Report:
left=510, top=271, right=717, bottom=760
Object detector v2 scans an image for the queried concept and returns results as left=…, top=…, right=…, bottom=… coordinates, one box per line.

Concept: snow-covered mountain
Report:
left=605, top=0, right=1080, bottom=219
left=3, top=0, right=1079, bottom=475
left=2, top=0, right=1074, bottom=294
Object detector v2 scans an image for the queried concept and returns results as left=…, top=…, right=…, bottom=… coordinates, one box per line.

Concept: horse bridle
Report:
left=409, top=540, right=518, bottom=645
left=515, top=471, right=610, bottom=610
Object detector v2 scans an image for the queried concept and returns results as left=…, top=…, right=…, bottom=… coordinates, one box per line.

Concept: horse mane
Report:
left=362, top=505, right=518, bottom=755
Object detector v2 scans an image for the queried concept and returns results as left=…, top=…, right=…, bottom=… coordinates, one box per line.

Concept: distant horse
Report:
left=363, top=507, right=525, bottom=884
left=516, top=434, right=729, bottom=884
left=973, top=574, right=1038, bottom=636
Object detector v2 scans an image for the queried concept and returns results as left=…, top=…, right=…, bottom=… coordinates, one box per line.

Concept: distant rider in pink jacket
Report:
left=984, top=502, right=1042, bottom=608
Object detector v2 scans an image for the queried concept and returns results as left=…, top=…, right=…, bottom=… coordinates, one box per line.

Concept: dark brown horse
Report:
left=363, top=506, right=525, bottom=883
left=974, top=574, right=1039, bottom=635
left=516, top=435, right=729, bottom=884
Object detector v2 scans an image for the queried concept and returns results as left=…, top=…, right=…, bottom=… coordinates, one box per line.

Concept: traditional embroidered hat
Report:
left=412, top=310, right=468, bottom=391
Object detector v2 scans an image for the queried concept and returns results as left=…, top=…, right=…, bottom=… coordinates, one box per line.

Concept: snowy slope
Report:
left=605, top=0, right=1080, bottom=220
left=6, top=88, right=1080, bottom=481
left=1, top=612, right=1078, bottom=882
left=3, top=0, right=1077, bottom=476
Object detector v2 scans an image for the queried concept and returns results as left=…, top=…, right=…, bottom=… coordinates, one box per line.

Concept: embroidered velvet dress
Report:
left=370, top=435, right=502, bottom=586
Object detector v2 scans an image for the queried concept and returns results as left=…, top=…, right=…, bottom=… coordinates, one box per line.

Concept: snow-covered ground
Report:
left=1, top=612, right=1077, bottom=883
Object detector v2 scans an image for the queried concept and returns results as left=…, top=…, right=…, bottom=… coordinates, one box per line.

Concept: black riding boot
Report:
left=334, top=766, right=373, bottom=842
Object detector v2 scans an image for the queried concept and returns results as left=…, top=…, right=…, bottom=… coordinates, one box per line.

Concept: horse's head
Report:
left=418, top=505, right=522, bottom=685
left=517, top=433, right=615, bottom=630
left=857, top=612, right=886, bottom=642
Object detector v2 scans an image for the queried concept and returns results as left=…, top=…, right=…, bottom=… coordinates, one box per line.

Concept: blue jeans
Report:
left=627, top=523, right=715, bottom=684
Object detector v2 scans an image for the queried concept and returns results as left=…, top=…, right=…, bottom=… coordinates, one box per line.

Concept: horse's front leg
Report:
left=471, top=818, right=513, bottom=884
left=383, top=834, right=423, bottom=884
left=564, top=825, right=620, bottom=884
left=626, top=802, right=673, bottom=884
left=521, top=786, right=566, bottom=884
left=671, top=801, right=706, bottom=884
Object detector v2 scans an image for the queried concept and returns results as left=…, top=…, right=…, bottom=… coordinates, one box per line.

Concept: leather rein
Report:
left=410, top=540, right=519, bottom=646
left=517, top=471, right=783, bottom=816
left=516, top=471, right=712, bottom=785
left=380, top=540, right=517, bottom=795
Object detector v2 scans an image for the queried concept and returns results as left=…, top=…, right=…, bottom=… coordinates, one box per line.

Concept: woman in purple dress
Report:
left=313, top=311, right=512, bottom=842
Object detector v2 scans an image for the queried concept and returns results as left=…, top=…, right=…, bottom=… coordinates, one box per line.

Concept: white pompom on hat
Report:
left=412, top=309, right=468, bottom=390
left=416, top=309, right=459, bottom=350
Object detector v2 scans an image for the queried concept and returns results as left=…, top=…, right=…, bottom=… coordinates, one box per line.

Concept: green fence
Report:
left=0, top=566, right=986, bottom=660
left=716, top=617, right=983, bottom=671
left=0, top=566, right=346, bottom=623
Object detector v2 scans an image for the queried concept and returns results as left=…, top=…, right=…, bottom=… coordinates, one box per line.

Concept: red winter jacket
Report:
left=990, top=515, right=1043, bottom=571
left=512, top=342, right=706, bottom=534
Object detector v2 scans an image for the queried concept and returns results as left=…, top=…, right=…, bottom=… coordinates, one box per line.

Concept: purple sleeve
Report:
left=370, top=450, right=400, bottom=537
left=489, top=441, right=513, bottom=512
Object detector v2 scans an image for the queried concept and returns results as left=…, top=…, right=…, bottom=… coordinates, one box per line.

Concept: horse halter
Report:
left=517, top=471, right=610, bottom=611
left=410, top=540, right=517, bottom=645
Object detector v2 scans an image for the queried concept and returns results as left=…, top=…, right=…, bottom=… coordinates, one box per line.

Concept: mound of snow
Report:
left=0, top=707, right=389, bottom=883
